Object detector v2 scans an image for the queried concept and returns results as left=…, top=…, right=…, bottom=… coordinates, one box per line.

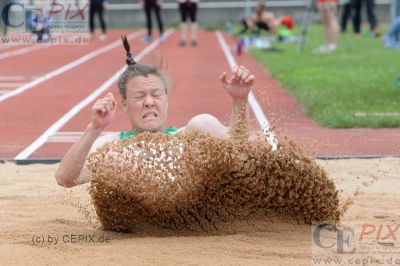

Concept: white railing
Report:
left=104, top=0, right=391, bottom=10
left=18, top=0, right=391, bottom=11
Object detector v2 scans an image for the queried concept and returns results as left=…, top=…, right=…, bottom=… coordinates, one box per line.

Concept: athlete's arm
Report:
left=219, top=65, right=254, bottom=139
left=55, top=93, right=117, bottom=187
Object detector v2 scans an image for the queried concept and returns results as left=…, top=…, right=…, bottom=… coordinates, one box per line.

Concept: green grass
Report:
left=240, top=25, right=400, bottom=128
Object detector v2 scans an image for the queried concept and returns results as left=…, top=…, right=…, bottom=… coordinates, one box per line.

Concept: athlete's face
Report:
left=122, top=75, right=168, bottom=133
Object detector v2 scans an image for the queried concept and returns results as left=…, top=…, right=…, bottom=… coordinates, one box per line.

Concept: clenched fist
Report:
left=90, top=92, right=117, bottom=130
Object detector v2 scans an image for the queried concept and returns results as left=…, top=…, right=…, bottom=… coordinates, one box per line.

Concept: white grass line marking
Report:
left=355, top=112, right=400, bottom=117
left=0, top=30, right=145, bottom=103
left=215, top=30, right=278, bottom=151
left=15, top=30, right=174, bottom=160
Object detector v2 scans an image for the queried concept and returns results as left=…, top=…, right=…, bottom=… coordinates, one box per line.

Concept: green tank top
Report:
left=119, top=126, right=178, bottom=139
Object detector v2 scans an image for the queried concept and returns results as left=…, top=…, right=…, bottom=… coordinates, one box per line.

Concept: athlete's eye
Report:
left=152, top=90, right=163, bottom=97
left=134, top=93, right=145, bottom=99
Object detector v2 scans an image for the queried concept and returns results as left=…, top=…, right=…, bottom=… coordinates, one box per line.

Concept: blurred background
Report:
left=0, top=0, right=396, bottom=30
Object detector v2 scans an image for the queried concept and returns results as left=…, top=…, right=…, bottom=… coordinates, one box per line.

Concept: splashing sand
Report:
left=87, top=131, right=343, bottom=233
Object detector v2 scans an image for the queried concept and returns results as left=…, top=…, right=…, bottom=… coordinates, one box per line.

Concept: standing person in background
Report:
left=314, top=0, right=339, bottom=54
left=352, top=0, right=380, bottom=37
left=397, top=0, right=400, bottom=17
left=140, top=0, right=164, bottom=42
left=89, top=0, right=108, bottom=40
left=383, top=0, right=400, bottom=48
left=177, top=0, right=199, bottom=46
left=340, top=0, right=355, bottom=33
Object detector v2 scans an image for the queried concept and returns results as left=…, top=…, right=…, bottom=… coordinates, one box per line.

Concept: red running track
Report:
left=0, top=29, right=399, bottom=160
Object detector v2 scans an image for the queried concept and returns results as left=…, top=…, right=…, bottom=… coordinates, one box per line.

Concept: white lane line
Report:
left=48, top=131, right=119, bottom=142
left=0, top=82, right=26, bottom=87
left=0, top=30, right=145, bottom=103
left=0, top=90, right=13, bottom=94
left=0, top=44, right=22, bottom=50
left=215, top=30, right=278, bottom=151
left=0, top=76, right=27, bottom=81
left=0, top=45, right=48, bottom=60
left=53, top=131, right=118, bottom=135
left=15, top=29, right=174, bottom=160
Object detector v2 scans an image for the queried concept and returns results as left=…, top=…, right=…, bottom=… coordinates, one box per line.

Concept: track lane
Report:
left=0, top=31, right=145, bottom=103
left=0, top=30, right=147, bottom=159
left=6, top=30, right=400, bottom=159
left=0, top=31, right=144, bottom=99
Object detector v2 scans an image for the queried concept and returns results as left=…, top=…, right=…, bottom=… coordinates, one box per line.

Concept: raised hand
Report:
left=90, top=92, right=117, bottom=130
left=219, top=65, right=255, bottom=101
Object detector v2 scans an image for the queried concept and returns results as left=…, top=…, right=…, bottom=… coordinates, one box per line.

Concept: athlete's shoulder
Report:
left=90, top=133, right=119, bottom=153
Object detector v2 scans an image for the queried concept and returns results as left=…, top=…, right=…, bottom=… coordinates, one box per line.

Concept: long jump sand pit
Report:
left=0, top=138, right=399, bottom=265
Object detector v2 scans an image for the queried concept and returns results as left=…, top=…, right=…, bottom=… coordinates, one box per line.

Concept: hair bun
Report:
left=121, top=35, right=137, bottom=66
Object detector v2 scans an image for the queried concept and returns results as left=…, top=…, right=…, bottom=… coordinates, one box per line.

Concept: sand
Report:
left=87, top=132, right=342, bottom=232
left=0, top=158, right=399, bottom=266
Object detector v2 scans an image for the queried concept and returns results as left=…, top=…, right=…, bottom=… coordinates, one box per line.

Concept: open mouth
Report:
left=142, top=112, right=158, bottom=119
